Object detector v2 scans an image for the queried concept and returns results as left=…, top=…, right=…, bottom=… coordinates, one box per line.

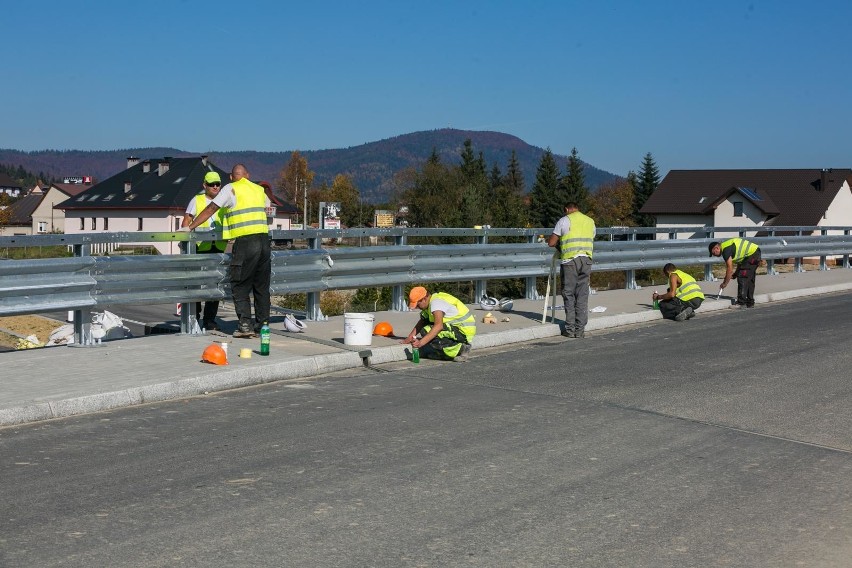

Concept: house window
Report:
left=38, top=221, right=48, bottom=233
left=138, top=218, right=143, bottom=231
left=103, top=218, right=109, bottom=231
left=733, top=202, right=743, bottom=217
left=80, top=218, right=85, bottom=230
left=174, top=217, right=181, bottom=231
left=91, top=217, right=97, bottom=230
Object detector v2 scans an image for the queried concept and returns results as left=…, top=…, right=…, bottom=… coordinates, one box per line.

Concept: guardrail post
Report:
left=794, top=230, right=804, bottom=273
left=704, top=227, right=714, bottom=282
left=474, top=232, right=488, bottom=300
left=525, top=233, right=541, bottom=300
left=391, top=234, right=407, bottom=311
left=179, top=238, right=201, bottom=334
left=820, top=228, right=828, bottom=271
left=845, top=229, right=851, bottom=269
left=766, top=230, right=777, bottom=275
left=306, top=235, right=325, bottom=321
left=624, top=232, right=638, bottom=290
left=72, top=242, right=91, bottom=345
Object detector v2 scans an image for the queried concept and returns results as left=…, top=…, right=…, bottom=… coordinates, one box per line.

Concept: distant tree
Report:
left=633, top=152, right=660, bottom=227
left=490, top=151, right=528, bottom=228
left=589, top=179, right=635, bottom=228
left=529, top=149, right=563, bottom=228
left=400, top=157, right=458, bottom=228
left=0, top=194, right=12, bottom=226
left=561, top=147, right=590, bottom=211
left=457, top=140, right=490, bottom=227
left=275, top=151, right=315, bottom=223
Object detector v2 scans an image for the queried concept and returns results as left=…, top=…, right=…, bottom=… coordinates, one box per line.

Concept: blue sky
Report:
left=3, top=0, right=851, bottom=177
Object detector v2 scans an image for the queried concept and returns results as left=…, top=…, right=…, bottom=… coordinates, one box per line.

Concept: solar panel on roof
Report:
left=738, top=187, right=762, bottom=201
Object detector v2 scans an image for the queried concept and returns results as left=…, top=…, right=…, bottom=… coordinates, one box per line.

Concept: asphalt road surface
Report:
left=3, top=294, right=852, bottom=567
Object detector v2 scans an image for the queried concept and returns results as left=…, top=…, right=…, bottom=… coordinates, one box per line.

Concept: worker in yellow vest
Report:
left=181, top=171, right=228, bottom=331
left=547, top=202, right=596, bottom=338
left=184, top=164, right=271, bottom=338
left=709, top=238, right=762, bottom=308
left=652, top=263, right=706, bottom=321
left=402, top=286, right=476, bottom=361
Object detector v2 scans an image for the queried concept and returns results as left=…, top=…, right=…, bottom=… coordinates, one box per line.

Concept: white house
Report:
left=640, top=168, right=852, bottom=239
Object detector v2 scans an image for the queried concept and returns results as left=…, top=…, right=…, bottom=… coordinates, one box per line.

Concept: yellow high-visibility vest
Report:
left=221, top=178, right=269, bottom=240
left=721, top=238, right=758, bottom=264
left=193, top=194, right=226, bottom=251
left=559, top=211, right=595, bottom=261
left=673, top=269, right=705, bottom=302
left=420, top=292, right=477, bottom=341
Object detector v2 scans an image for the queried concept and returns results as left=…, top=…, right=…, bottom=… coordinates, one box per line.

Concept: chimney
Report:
left=124, top=181, right=132, bottom=193
left=158, top=158, right=170, bottom=176
left=142, top=160, right=151, bottom=173
left=819, top=168, right=835, bottom=191
left=127, top=156, right=140, bottom=169
left=201, top=155, right=209, bottom=167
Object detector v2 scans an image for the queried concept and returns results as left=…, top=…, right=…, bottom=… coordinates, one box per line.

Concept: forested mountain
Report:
left=0, top=129, right=621, bottom=203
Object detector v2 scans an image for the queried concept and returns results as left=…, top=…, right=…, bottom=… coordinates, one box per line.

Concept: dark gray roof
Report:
left=640, top=169, right=852, bottom=226
left=6, top=193, right=44, bottom=225
left=58, top=157, right=230, bottom=212
left=0, top=172, right=23, bottom=189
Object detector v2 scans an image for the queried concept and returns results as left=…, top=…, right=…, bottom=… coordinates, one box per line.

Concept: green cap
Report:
left=204, top=171, right=221, bottom=184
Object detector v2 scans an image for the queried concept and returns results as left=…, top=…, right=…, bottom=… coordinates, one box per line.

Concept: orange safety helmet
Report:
left=201, top=343, right=228, bottom=365
left=373, top=321, right=394, bottom=337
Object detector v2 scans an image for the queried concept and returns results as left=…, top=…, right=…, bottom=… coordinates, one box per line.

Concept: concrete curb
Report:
left=4, top=282, right=852, bottom=427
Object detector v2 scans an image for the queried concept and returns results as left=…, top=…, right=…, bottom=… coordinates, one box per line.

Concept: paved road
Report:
left=3, top=295, right=852, bottom=567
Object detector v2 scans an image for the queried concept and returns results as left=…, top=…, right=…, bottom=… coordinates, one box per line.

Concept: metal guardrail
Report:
left=2, top=227, right=851, bottom=343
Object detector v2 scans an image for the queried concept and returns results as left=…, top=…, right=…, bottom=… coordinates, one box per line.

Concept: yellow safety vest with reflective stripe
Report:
left=221, top=178, right=269, bottom=240
left=421, top=292, right=477, bottom=341
left=673, top=269, right=705, bottom=302
left=559, top=211, right=595, bottom=261
left=721, top=238, right=758, bottom=264
left=193, top=194, right=227, bottom=251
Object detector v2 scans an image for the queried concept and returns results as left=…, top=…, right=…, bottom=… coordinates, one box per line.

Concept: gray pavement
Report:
left=4, top=267, right=852, bottom=427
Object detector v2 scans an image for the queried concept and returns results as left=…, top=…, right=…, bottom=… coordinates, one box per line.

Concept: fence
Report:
left=2, top=226, right=850, bottom=343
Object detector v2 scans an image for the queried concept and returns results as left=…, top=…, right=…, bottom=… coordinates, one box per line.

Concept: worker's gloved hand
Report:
left=720, top=280, right=729, bottom=289
left=178, top=226, right=192, bottom=232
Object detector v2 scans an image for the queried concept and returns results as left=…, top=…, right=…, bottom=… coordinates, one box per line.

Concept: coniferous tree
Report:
left=491, top=150, right=528, bottom=228
left=458, top=139, right=489, bottom=227
left=561, top=147, right=590, bottom=211
left=633, top=152, right=660, bottom=227
left=529, top=149, right=563, bottom=228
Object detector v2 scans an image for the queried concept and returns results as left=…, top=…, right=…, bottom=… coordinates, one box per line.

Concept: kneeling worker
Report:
left=402, top=286, right=476, bottom=361
left=652, top=263, right=705, bottom=321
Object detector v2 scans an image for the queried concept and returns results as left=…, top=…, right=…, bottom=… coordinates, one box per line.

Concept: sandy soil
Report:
left=0, top=315, right=67, bottom=348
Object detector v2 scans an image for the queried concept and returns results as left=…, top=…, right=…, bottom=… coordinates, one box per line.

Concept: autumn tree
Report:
left=0, top=194, right=12, bottom=226
left=589, top=179, right=635, bottom=228
left=324, top=174, right=364, bottom=228
left=528, top=149, right=563, bottom=228
left=399, top=153, right=459, bottom=228
left=275, top=151, right=315, bottom=223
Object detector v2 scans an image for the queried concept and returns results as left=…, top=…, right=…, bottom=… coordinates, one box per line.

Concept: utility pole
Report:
left=303, top=179, right=308, bottom=228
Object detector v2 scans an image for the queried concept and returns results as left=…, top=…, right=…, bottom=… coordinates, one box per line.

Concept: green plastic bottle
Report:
left=412, top=347, right=420, bottom=364
left=260, top=322, right=270, bottom=356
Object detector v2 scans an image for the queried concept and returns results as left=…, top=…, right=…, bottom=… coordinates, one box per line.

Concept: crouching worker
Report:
left=402, top=286, right=476, bottom=361
left=653, top=263, right=705, bottom=322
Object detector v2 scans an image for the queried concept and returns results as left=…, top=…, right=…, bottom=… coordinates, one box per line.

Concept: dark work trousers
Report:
left=195, top=246, right=226, bottom=327
left=736, top=249, right=762, bottom=307
left=560, top=256, right=593, bottom=334
left=230, top=233, right=271, bottom=328
left=659, top=297, right=703, bottom=320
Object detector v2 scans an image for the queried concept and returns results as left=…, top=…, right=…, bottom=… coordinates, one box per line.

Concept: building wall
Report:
left=31, top=188, right=71, bottom=233
left=819, top=181, right=852, bottom=234
left=63, top=209, right=184, bottom=255
left=0, top=224, right=33, bottom=236
left=653, top=214, right=714, bottom=239
left=711, top=197, right=765, bottom=239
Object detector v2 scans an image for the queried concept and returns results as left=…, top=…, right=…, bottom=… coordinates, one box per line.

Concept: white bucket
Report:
left=344, top=312, right=375, bottom=346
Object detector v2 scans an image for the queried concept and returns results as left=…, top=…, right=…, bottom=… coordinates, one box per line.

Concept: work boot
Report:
left=454, top=344, right=471, bottom=362
left=233, top=321, right=257, bottom=338
left=686, top=309, right=696, bottom=320
left=575, top=329, right=585, bottom=339
left=674, top=307, right=693, bottom=322
left=561, top=328, right=575, bottom=338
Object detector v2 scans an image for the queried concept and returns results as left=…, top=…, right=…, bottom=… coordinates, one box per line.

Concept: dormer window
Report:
left=124, top=181, right=132, bottom=193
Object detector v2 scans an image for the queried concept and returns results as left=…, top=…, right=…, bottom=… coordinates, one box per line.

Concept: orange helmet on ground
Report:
left=373, top=321, right=394, bottom=337
left=202, top=343, right=228, bottom=365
